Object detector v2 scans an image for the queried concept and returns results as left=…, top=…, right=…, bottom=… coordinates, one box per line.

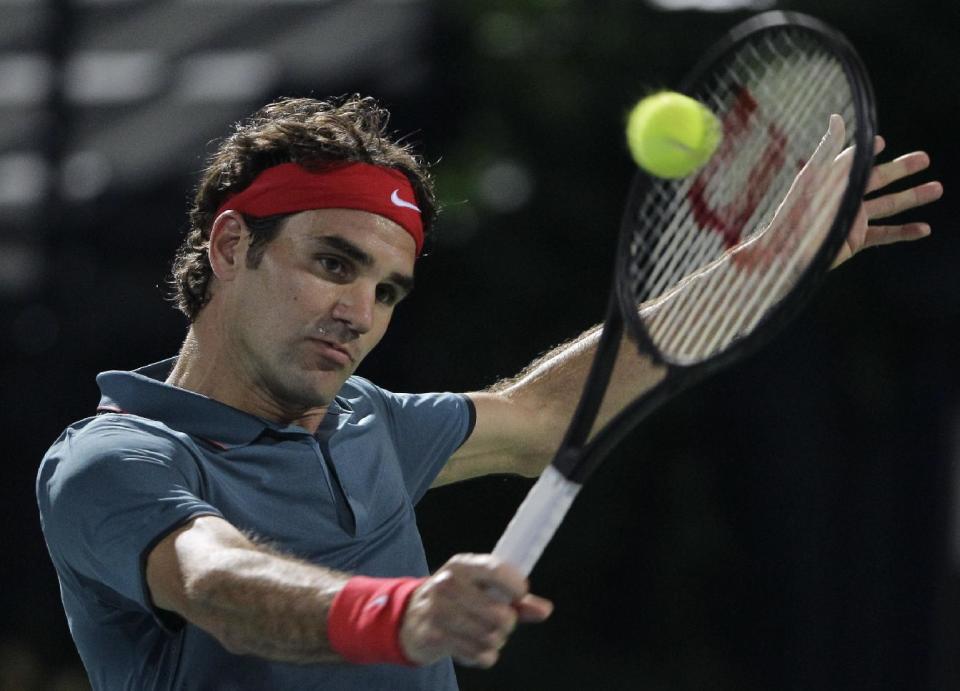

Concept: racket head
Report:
left=616, top=11, right=876, bottom=374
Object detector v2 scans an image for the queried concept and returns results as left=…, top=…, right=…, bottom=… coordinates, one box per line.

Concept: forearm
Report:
left=180, top=544, right=348, bottom=664
left=491, top=323, right=667, bottom=465
left=174, top=543, right=548, bottom=670
left=442, top=315, right=669, bottom=484
left=466, top=325, right=664, bottom=483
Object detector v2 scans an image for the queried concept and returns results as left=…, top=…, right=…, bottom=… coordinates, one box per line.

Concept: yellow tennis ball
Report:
left=625, top=91, right=722, bottom=179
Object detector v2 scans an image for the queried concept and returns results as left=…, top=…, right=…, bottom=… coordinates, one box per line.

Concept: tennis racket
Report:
left=492, top=11, right=876, bottom=576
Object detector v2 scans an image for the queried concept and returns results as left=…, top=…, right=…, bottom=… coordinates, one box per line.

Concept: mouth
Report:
left=308, top=338, right=354, bottom=367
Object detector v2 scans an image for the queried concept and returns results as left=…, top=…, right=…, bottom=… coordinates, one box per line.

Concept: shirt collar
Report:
left=96, top=357, right=351, bottom=448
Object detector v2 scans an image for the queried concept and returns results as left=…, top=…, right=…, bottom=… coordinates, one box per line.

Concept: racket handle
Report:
left=492, top=465, right=582, bottom=577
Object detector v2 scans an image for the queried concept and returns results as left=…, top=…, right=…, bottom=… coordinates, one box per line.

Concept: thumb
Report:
left=514, top=593, right=554, bottom=623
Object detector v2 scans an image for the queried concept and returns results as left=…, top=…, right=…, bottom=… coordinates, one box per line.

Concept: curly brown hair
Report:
left=170, top=95, right=437, bottom=321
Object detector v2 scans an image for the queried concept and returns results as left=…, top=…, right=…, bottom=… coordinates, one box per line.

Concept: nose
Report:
left=331, top=281, right=375, bottom=335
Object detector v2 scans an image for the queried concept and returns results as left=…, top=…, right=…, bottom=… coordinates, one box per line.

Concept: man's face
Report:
left=222, top=208, right=416, bottom=416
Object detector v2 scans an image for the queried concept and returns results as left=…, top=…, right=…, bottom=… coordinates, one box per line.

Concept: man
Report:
left=37, top=95, right=941, bottom=690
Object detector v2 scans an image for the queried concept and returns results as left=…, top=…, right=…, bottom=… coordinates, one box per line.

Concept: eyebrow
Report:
left=313, top=234, right=415, bottom=296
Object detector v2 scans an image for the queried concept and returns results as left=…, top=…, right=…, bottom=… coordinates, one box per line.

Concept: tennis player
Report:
left=36, top=96, right=941, bottom=690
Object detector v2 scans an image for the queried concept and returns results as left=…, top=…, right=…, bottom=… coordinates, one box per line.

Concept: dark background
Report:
left=1, top=1, right=956, bottom=689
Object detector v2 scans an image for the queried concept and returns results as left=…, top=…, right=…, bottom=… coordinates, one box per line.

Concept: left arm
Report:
left=435, top=141, right=942, bottom=486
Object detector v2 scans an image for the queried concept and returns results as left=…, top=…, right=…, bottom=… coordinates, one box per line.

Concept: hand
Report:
left=399, top=553, right=553, bottom=668
left=731, top=113, right=849, bottom=270
left=833, top=136, right=943, bottom=267
left=728, top=114, right=854, bottom=272
left=741, top=116, right=942, bottom=269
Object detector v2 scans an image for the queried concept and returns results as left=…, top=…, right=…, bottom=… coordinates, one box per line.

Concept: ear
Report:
left=208, top=211, right=248, bottom=281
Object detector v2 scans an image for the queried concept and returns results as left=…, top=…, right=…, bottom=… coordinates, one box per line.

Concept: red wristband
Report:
left=327, top=576, right=425, bottom=666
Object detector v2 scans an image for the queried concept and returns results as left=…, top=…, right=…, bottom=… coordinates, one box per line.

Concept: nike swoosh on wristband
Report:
left=390, top=189, right=421, bottom=212
left=367, top=595, right=389, bottom=610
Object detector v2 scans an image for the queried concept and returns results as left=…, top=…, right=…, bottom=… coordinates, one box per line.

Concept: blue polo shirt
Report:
left=37, top=359, right=475, bottom=691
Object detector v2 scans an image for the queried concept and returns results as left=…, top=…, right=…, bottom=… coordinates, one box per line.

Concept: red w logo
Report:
left=687, top=87, right=792, bottom=248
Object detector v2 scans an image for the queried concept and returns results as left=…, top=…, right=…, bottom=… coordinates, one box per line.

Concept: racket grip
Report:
left=492, top=465, right=582, bottom=577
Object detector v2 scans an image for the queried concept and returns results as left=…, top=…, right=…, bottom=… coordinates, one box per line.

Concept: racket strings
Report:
left=684, top=164, right=847, bottom=357
left=632, top=37, right=833, bottom=298
left=649, top=134, right=848, bottom=362
left=625, top=28, right=860, bottom=363
left=654, top=57, right=850, bottom=356
left=631, top=51, right=837, bottom=317
left=636, top=40, right=839, bottom=301
left=650, top=130, right=846, bottom=361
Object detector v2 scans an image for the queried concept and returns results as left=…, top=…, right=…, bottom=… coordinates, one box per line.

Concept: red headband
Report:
left=216, top=162, right=424, bottom=255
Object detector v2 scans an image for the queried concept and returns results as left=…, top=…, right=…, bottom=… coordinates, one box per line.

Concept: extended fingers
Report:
left=864, top=180, right=943, bottom=220
left=866, top=151, right=932, bottom=194
left=873, top=134, right=886, bottom=156
left=859, top=223, right=931, bottom=250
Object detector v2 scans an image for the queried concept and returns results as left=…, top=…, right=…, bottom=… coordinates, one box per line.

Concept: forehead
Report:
left=280, top=208, right=417, bottom=272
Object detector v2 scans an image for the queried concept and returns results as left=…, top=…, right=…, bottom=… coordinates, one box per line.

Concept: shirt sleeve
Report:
left=356, top=380, right=475, bottom=504
left=36, top=415, right=222, bottom=618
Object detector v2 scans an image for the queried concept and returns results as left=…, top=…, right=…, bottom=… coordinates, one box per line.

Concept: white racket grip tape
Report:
left=492, top=465, right=582, bottom=577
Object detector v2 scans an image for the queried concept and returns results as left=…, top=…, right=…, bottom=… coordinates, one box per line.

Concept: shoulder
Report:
left=338, top=377, right=471, bottom=418
left=339, top=374, right=384, bottom=400
left=46, top=413, right=194, bottom=461
left=38, top=413, right=201, bottom=494
left=337, top=375, right=398, bottom=417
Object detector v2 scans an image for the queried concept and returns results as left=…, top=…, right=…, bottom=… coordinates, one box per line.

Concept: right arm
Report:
left=146, top=515, right=346, bottom=663
left=146, top=515, right=552, bottom=668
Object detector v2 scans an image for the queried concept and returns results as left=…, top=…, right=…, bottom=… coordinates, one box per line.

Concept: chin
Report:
left=270, top=351, right=354, bottom=408
left=296, top=369, right=350, bottom=405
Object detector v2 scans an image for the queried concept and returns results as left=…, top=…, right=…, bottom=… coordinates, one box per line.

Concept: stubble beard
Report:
left=254, top=341, right=352, bottom=417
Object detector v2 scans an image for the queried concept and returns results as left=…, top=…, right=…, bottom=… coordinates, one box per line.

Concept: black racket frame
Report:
left=553, top=11, right=877, bottom=484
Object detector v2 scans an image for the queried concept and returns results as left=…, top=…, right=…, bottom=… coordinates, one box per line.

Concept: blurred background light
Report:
left=477, top=11, right=527, bottom=58
left=60, top=150, right=112, bottom=201
left=646, top=0, right=774, bottom=10
left=477, top=159, right=534, bottom=213
left=77, top=0, right=146, bottom=5
left=0, top=153, right=47, bottom=206
left=65, top=51, right=166, bottom=104
left=0, top=241, right=44, bottom=296
left=176, top=51, right=279, bottom=102
left=0, top=53, right=52, bottom=105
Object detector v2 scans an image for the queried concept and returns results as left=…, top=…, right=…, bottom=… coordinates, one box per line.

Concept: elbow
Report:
left=181, top=564, right=217, bottom=611
left=493, top=389, right=567, bottom=477
left=511, top=443, right=554, bottom=477
left=514, top=407, right=566, bottom=477
left=517, top=449, right=557, bottom=478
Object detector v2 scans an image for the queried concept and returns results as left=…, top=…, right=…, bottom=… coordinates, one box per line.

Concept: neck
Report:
left=167, top=322, right=329, bottom=434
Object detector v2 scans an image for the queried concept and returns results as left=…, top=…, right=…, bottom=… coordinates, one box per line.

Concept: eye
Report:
left=375, top=284, right=400, bottom=306
left=316, top=255, right=349, bottom=278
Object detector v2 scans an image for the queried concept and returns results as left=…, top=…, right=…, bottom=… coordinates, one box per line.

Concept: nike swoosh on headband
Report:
left=390, top=189, right=421, bottom=212
left=215, top=162, right=426, bottom=256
